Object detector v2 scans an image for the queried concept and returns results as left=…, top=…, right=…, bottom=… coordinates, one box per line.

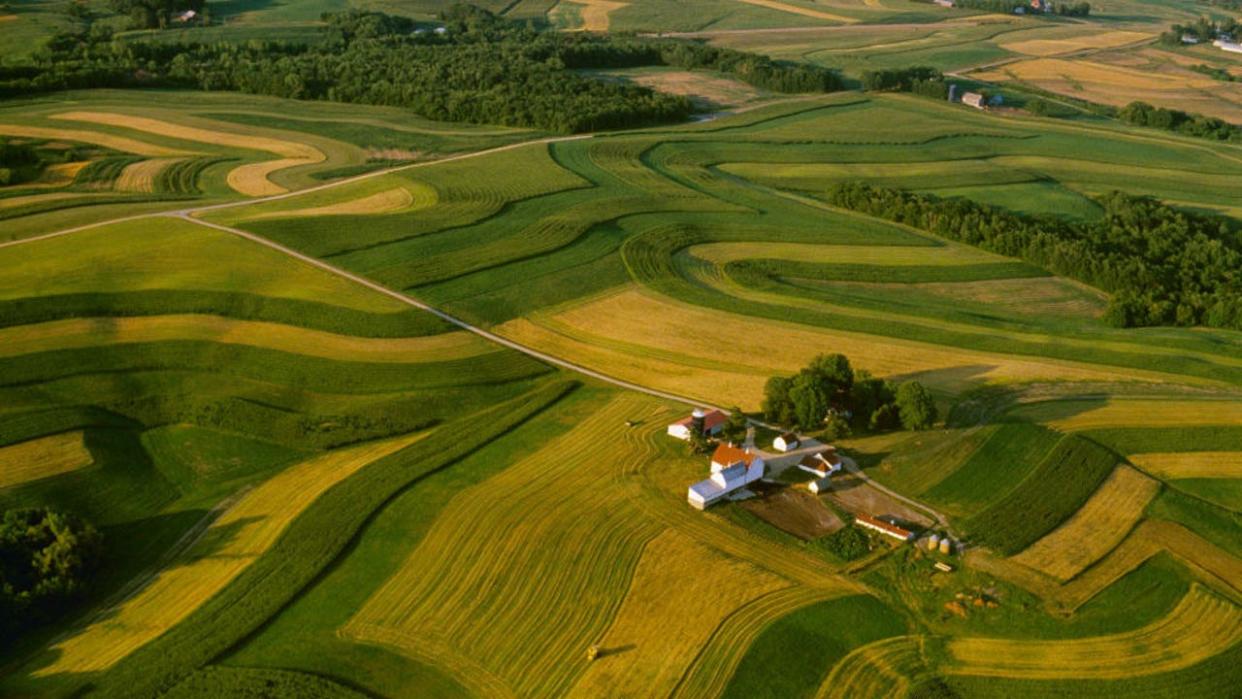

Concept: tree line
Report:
left=935, top=0, right=1090, bottom=16
left=0, top=5, right=842, bottom=133
left=1159, top=16, right=1239, bottom=45
left=1, top=507, right=103, bottom=640
left=824, top=182, right=1242, bottom=330
left=860, top=66, right=950, bottom=99
left=762, top=353, right=938, bottom=438
left=1118, top=101, right=1242, bottom=142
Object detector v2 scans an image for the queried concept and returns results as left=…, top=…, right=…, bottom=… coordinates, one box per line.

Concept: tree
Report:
left=0, top=508, right=102, bottom=637
left=762, top=375, right=795, bottom=425
left=789, top=372, right=830, bottom=432
left=721, top=407, right=748, bottom=445
left=895, top=381, right=938, bottom=430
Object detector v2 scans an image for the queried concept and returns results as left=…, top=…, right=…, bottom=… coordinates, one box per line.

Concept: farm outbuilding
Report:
left=667, top=408, right=727, bottom=441
left=855, top=514, right=916, bottom=542
left=808, top=476, right=833, bottom=494
left=773, top=432, right=800, bottom=452
left=797, top=449, right=841, bottom=477
left=961, top=92, right=987, bottom=110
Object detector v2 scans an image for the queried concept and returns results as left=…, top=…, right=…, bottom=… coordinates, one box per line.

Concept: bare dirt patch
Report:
left=822, top=470, right=934, bottom=529
left=742, top=484, right=844, bottom=539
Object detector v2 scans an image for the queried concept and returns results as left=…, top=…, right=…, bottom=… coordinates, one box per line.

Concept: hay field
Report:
left=566, top=530, right=787, bottom=698
left=1010, top=399, right=1242, bottom=432
left=688, top=242, right=1003, bottom=267
left=1129, top=452, right=1242, bottom=480
left=1011, top=466, right=1160, bottom=581
left=114, top=158, right=185, bottom=193
left=53, top=111, right=326, bottom=196
left=33, top=433, right=423, bottom=676
left=247, top=186, right=428, bottom=219
left=0, top=123, right=191, bottom=157
left=497, top=287, right=1179, bottom=409
left=344, top=394, right=671, bottom=698
left=0, top=316, right=494, bottom=364
left=1001, top=30, right=1153, bottom=57
left=735, top=0, right=858, bottom=23
left=947, top=585, right=1242, bottom=679
left=563, top=0, right=628, bottom=31
left=816, top=636, right=931, bottom=699
left=0, top=431, right=93, bottom=490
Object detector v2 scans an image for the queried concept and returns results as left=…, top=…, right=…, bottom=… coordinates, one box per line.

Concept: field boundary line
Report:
left=0, top=134, right=591, bottom=251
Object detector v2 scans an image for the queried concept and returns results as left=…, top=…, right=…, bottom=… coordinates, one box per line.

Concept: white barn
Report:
left=688, top=445, right=766, bottom=510
left=772, top=432, right=800, bottom=452
left=667, top=408, right=727, bottom=441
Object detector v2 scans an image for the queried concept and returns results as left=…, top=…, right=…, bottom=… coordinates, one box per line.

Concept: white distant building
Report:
left=961, top=92, right=987, bottom=110
left=933, top=0, right=954, bottom=6
left=772, top=432, right=800, bottom=452
left=688, top=444, right=766, bottom=510
left=797, top=449, right=841, bottom=478
left=175, top=9, right=197, bottom=22
left=856, top=514, right=916, bottom=542
left=667, top=408, right=727, bottom=441
left=1214, top=39, right=1242, bottom=53
left=808, top=476, right=833, bottom=494
left=1182, top=34, right=1201, bottom=44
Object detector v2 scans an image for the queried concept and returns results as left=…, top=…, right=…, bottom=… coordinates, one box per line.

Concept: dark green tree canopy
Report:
left=1, top=507, right=103, bottom=637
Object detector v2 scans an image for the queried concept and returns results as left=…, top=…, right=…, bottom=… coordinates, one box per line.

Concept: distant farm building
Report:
left=772, top=432, right=800, bottom=452
left=808, top=476, right=833, bottom=494
left=667, top=408, right=726, bottom=441
left=1182, top=34, right=1201, bottom=44
left=855, top=514, right=916, bottom=542
left=934, top=0, right=954, bottom=6
left=174, top=9, right=197, bottom=22
left=961, top=92, right=987, bottom=110
left=797, top=449, right=841, bottom=477
left=1215, top=39, right=1242, bottom=53
left=688, top=445, right=766, bottom=510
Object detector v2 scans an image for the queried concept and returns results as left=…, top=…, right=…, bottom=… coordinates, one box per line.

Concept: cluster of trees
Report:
left=0, top=5, right=841, bottom=133
left=0, top=139, right=44, bottom=186
left=940, top=0, right=1089, bottom=16
left=1160, top=16, right=1239, bottom=44
left=1, top=508, right=103, bottom=639
left=1190, top=63, right=1240, bottom=82
left=108, top=0, right=206, bottom=29
left=859, top=66, right=949, bottom=99
left=824, top=182, right=1242, bottom=330
left=762, top=354, right=938, bottom=437
left=1118, top=101, right=1241, bottom=142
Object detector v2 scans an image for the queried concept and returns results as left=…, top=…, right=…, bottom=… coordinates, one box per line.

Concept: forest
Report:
left=0, top=5, right=842, bottom=133
left=824, top=183, right=1242, bottom=330
left=1118, top=101, right=1242, bottom=142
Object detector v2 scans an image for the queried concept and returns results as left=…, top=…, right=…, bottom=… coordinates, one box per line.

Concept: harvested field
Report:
left=566, top=530, right=786, bottom=698
left=742, top=487, right=844, bottom=540
left=33, top=433, right=424, bottom=676
left=598, top=69, right=766, bottom=110
left=1012, top=466, right=1160, bottom=581
left=497, top=288, right=1162, bottom=409
left=0, top=316, right=495, bottom=363
left=947, top=585, right=1242, bottom=679
left=115, top=158, right=184, bottom=193
left=1129, top=452, right=1242, bottom=480
left=689, top=242, right=1000, bottom=267
left=902, top=278, right=1106, bottom=319
left=0, top=124, right=191, bottom=157
left=817, top=636, right=931, bottom=699
left=0, top=431, right=93, bottom=490
left=565, top=0, right=627, bottom=31
left=1001, top=30, right=1153, bottom=57
left=735, top=0, right=858, bottom=23
left=53, top=111, right=325, bottom=196
left=1011, top=399, right=1242, bottom=431
left=248, top=186, right=427, bottom=219
left=345, top=395, right=670, bottom=698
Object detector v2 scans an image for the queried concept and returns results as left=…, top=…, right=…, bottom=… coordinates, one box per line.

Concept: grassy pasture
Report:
left=1011, top=465, right=1160, bottom=580
left=946, top=585, right=1242, bottom=680
left=1009, top=398, right=1242, bottom=432
left=923, top=423, right=1060, bottom=518
left=1129, top=452, right=1242, bottom=480
left=0, top=431, right=93, bottom=490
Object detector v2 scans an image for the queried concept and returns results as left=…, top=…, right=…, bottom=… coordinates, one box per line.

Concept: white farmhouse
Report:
left=667, top=408, right=727, bottom=441
left=772, top=432, right=800, bottom=452
left=687, top=444, right=766, bottom=510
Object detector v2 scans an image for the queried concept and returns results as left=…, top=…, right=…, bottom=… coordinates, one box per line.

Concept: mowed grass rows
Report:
left=0, top=431, right=93, bottom=489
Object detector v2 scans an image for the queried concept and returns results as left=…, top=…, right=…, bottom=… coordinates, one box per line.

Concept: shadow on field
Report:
left=598, top=644, right=636, bottom=658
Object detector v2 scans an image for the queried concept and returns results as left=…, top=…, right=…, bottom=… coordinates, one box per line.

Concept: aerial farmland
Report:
left=0, top=0, right=1239, bottom=697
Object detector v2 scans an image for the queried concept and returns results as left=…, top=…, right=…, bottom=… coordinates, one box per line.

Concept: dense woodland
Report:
left=941, top=0, right=1090, bottom=16
left=0, top=5, right=841, bottom=133
left=825, top=183, right=1242, bottom=330
left=860, top=66, right=950, bottom=99
left=0, top=508, right=103, bottom=639
left=762, top=354, right=938, bottom=436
